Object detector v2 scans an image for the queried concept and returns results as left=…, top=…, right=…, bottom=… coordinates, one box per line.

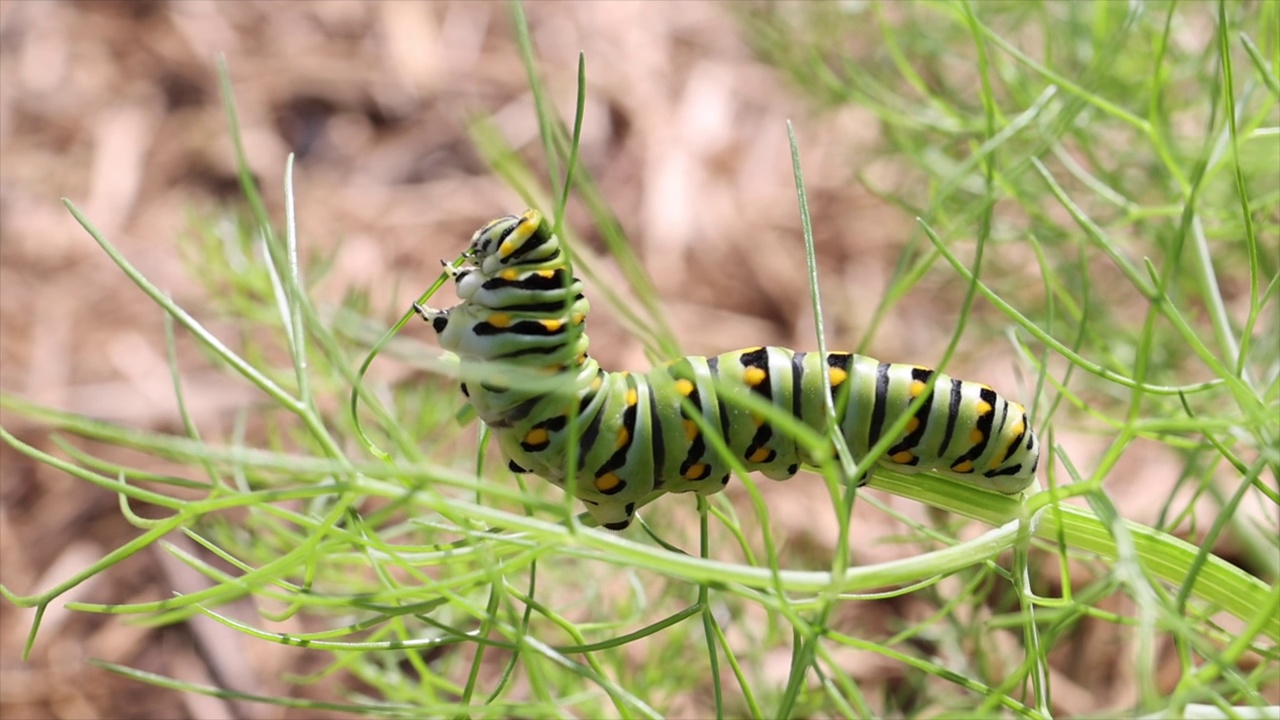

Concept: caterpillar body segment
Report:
left=418, top=210, right=1039, bottom=530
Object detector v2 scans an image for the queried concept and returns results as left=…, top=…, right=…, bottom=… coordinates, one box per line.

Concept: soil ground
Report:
left=1, top=3, right=1254, bottom=718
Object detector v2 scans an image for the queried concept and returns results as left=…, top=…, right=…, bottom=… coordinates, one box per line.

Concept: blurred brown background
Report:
left=1, top=2, right=1247, bottom=718
left=0, top=4, right=917, bottom=717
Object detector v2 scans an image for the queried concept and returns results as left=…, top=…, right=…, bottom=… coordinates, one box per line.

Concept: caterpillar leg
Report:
left=761, top=463, right=801, bottom=481
left=582, top=498, right=636, bottom=531
left=413, top=302, right=450, bottom=334
left=439, top=259, right=472, bottom=283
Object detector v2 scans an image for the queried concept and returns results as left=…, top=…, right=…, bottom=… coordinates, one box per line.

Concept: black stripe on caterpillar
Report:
left=416, top=210, right=1039, bottom=530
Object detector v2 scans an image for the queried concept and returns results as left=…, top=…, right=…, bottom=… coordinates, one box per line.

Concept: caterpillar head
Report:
left=467, top=209, right=557, bottom=274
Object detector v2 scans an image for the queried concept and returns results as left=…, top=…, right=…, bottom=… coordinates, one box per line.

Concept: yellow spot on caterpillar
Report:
left=952, top=460, right=974, bottom=473
left=537, top=269, right=556, bottom=279
left=488, top=313, right=511, bottom=328
left=993, top=421, right=1025, bottom=465
left=905, top=417, right=920, bottom=434
left=524, top=428, right=549, bottom=446
left=891, top=451, right=914, bottom=464
left=540, top=319, right=563, bottom=332
left=975, top=400, right=993, bottom=416
left=683, top=419, right=699, bottom=441
left=498, top=239, right=519, bottom=258
left=1011, top=402, right=1026, bottom=415
left=743, top=367, right=767, bottom=386
left=683, top=463, right=707, bottom=480
left=676, top=379, right=694, bottom=396
left=748, top=447, right=771, bottom=463
left=626, top=389, right=638, bottom=406
left=595, top=473, right=622, bottom=492
left=745, top=345, right=763, bottom=352
left=829, top=367, right=848, bottom=386
left=752, top=414, right=764, bottom=427
left=616, top=427, right=630, bottom=448
left=572, top=312, right=586, bottom=325
left=969, top=429, right=984, bottom=444
left=910, top=380, right=927, bottom=397
left=590, top=375, right=604, bottom=391
left=577, top=352, right=588, bottom=365
left=500, top=269, right=520, bottom=281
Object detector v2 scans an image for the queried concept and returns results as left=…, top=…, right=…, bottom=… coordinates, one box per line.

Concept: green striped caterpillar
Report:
left=416, top=209, right=1039, bottom=530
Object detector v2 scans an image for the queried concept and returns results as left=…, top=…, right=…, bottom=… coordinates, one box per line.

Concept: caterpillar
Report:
left=416, top=209, right=1039, bottom=530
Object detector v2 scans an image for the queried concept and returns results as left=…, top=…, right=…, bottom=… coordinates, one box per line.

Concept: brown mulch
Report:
left=2, top=3, right=1255, bottom=718
left=0, top=5, right=888, bottom=717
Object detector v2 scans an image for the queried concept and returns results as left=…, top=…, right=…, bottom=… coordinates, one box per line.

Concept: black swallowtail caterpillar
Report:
left=416, top=209, right=1039, bottom=530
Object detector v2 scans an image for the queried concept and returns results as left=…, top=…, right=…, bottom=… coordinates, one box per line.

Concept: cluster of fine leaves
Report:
left=1, top=2, right=1275, bottom=718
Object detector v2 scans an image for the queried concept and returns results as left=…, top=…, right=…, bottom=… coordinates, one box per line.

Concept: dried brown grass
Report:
left=0, top=2, right=1227, bottom=717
